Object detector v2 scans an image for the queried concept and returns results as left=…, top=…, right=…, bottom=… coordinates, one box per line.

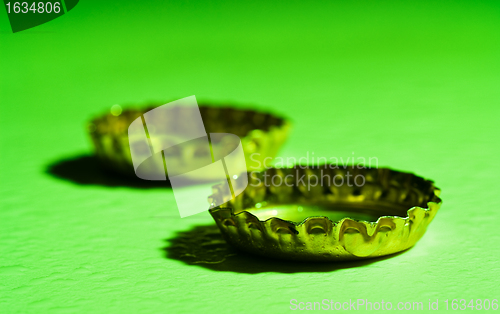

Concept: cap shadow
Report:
left=163, top=224, right=407, bottom=274
left=46, top=154, right=171, bottom=188
left=46, top=152, right=256, bottom=191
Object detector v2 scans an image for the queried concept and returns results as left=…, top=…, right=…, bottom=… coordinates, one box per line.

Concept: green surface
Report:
left=1, top=1, right=499, bottom=313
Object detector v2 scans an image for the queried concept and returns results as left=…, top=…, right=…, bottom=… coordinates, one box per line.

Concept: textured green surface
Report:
left=1, top=1, right=499, bottom=313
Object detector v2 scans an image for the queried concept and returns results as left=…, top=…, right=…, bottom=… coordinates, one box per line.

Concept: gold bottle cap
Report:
left=87, top=102, right=291, bottom=178
left=209, top=166, right=442, bottom=261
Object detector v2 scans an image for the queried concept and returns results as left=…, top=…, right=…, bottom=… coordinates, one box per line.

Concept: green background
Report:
left=1, top=0, right=499, bottom=313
